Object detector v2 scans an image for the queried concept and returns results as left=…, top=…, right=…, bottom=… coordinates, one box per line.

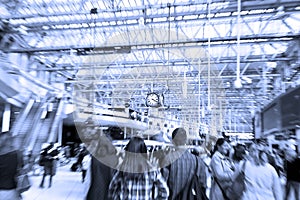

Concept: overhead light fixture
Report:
left=138, top=17, right=145, bottom=26
left=234, top=78, right=243, bottom=89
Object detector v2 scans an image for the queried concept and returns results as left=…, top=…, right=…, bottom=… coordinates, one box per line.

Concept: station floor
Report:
left=22, top=160, right=88, bottom=200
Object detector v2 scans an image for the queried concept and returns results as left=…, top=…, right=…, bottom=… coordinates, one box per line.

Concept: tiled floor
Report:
left=22, top=161, right=88, bottom=200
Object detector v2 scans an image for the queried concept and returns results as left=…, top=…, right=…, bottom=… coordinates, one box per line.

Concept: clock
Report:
left=145, top=92, right=161, bottom=107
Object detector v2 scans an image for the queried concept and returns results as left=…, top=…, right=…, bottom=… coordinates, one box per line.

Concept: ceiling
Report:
left=0, top=0, right=299, bottom=135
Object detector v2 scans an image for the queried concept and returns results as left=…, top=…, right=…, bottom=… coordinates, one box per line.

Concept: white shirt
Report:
left=82, top=154, right=91, bottom=170
left=242, top=161, right=283, bottom=200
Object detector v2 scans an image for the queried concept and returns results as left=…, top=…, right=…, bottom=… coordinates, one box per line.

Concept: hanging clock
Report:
left=145, top=92, right=161, bottom=107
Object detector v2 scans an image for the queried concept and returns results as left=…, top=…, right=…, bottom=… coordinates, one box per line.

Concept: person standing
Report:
left=39, top=143, right=58, bottom=188
left=108, top=137, right=169, bottom=200
left=161, top=127, right=199, bottom=200
left=242, top=142, right=282, bottom=200
left=86, top=135, right=120, bottom=200
left=209, top=138, right=240, bottom=200
left=284, top=147, right=300, bottom=200
left=81, top=153, right=91, bottom=183
left=0, top=131, right=23, bottom=200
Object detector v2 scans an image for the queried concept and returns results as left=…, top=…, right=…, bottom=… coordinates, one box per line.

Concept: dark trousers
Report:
left=40, top=174, right=53, bottom=188
left=285, top=180, right=300, bottom=200
left=82, top=169, right=87, bottom=182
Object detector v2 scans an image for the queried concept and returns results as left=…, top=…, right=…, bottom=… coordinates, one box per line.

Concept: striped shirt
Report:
left=161, top=148, right=197, bottom=200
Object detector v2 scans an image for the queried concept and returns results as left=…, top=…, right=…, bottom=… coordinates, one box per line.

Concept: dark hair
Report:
left=211, top=138, right=228, bottom=156
left=172, top=127, right=187, bottom=146
left=119, top=137, right=150, bottom=180
left=124, top=137, right=148, bottom=154
left=233, top=144, right=246, bottom=161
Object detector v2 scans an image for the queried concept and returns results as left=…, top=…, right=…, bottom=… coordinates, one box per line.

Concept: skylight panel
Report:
left=132, top=10, right=140, bottom=16
left=18, top=6, right=32, bottom=16
left=119, top=0, right=133, bottom=9
left=153, top=17, right=167, bottom=23
left=248, top=9, right=275, bottom=15
left=183, top=15, right=199, bottom=20
left=83, top=1, right=95, bottom=11
left=210, top=2, right=230, bottom=10
left=9, top=19, right=25, bottom=25
left=0, top=6, right=10, bottom=17
left=69, top=24, right=83, bottom=29
left=215, top=12, right=232, bottom=17
left=286, top=13, right=300, bottom=32
left=96, top=1, right=108, bottom=10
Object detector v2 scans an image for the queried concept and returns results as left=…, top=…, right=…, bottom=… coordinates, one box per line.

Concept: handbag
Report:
left=38, top=154, right=47, bottom=166
left=225, top=160, right=247, bottom=200
left=214, top=177, right=230, bottom=200
left=215, top=160, right=246, bottom=200
left=15, top=151, right=31, bottom=194
left=16, top=173, right=31, bottom=193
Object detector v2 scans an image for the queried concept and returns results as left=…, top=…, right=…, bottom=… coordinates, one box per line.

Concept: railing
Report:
left=47, top=98, right=65, bottom=143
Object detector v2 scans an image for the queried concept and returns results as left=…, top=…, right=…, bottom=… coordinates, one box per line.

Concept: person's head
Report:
left=247, top=142, right=260, bottom=165
left=248, top=142, right=269, bottom=165
left=256, top=138, right=268, bottom=151
left=214, top=138, right=231, bottom=156
left=119, top=137, right=150, bottom=174
left=248, top=142, right=258, bottom=155
left=259, top=150, right=269, bottom=164
left=233, top=144, right=246, bottom=161
left=124, top=136, right=148, bottom=154
left=96, top=135, right=117, bottom=157
left=285, top=147, right=297, bottom=162
left=172, top=127, right=187, bottom=146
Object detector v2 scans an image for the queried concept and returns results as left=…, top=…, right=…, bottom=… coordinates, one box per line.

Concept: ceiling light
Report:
left=234, top=79, right=243, bottom=89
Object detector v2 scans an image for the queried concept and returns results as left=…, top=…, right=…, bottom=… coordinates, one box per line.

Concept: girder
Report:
left=0, top=0, right=299, bottom=134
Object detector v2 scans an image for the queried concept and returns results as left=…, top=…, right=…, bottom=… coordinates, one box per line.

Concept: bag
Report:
left=16, top=173, right=31, bottom=193
left=70, top=162, right=79, bottom=172
left=225, top=161, right=246, bottom=200
left=215, top=161, right=246, bottom=200
left=176, top=157, right=208, bottom=200
left=38, top=155, right=47, bottom=166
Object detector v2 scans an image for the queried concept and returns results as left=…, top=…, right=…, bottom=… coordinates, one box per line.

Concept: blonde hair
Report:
left=248, top=142, right=269, bottom=166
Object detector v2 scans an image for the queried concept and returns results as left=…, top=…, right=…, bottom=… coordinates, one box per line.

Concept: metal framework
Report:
left=0, top=0, right=299, bottom=135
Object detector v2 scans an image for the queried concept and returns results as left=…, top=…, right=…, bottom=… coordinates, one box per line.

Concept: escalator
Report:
left=11, top=98, right=46, bottom=149
left=28, top=98, right=65, bottom=156
left=10, top=94, right=64, bottom=156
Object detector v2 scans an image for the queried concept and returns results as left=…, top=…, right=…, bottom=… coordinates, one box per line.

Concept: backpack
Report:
left=176, top=156, right=208, bottom=200
left=38, top=154, right=47, bottom=166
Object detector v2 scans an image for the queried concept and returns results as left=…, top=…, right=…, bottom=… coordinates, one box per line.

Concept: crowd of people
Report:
left=1, top=128, right=300, bottom=200
left=86, top=128, right=300, bottom=200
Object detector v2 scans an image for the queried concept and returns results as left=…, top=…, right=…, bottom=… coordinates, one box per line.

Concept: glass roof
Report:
left=0, top=0, right=299, bottom=134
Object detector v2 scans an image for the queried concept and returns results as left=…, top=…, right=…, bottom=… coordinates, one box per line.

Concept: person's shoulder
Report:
left=265, top=163, right=278, bottom=174
left=211, top=151, right=223, bottom=162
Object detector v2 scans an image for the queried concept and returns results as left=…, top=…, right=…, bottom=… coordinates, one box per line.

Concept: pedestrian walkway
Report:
left=22, top=161, right=88, bottom=200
